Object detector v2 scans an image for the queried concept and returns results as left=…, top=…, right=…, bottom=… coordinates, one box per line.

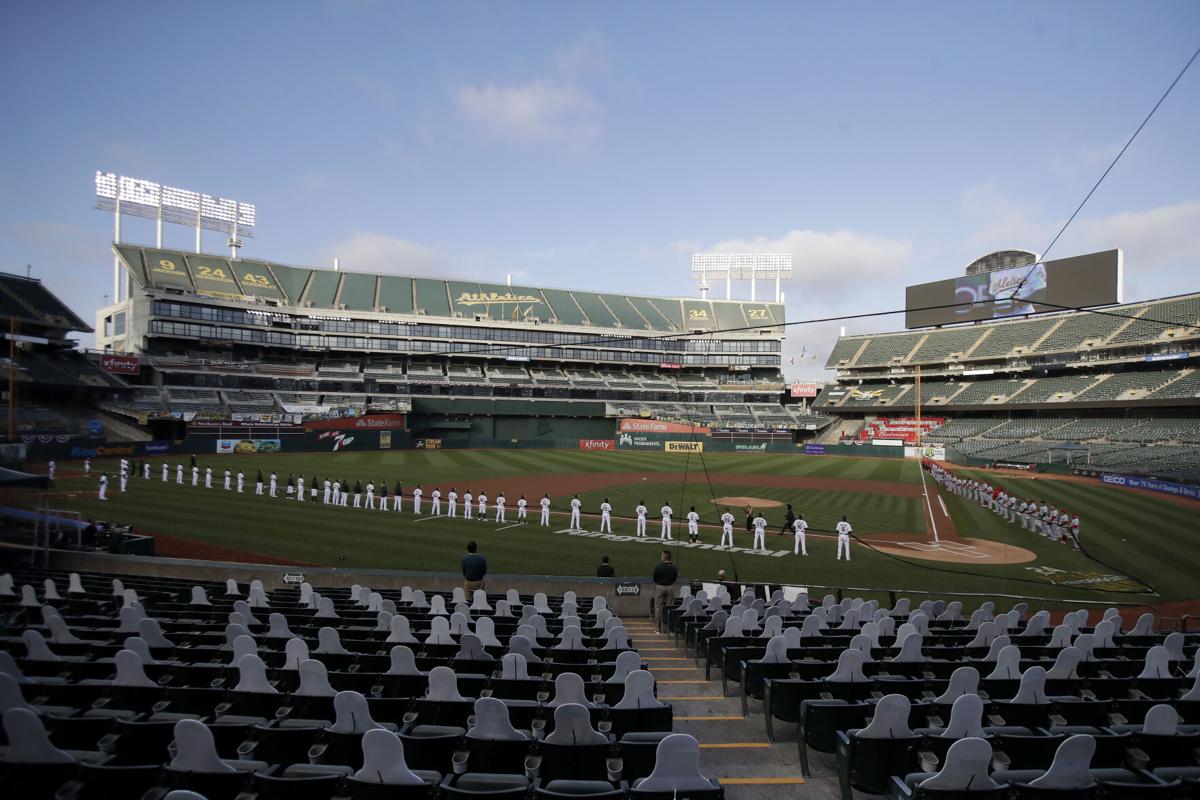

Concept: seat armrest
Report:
left=916, top=749, right=939, bottom=773
left=987, top=714, right=1006, bottom=726
left=1125, top=747, right=1150, bottom=770
left=991, top=750, right=1011, bottom=771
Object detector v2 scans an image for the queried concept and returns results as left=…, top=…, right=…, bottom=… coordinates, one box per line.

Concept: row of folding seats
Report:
left=2, top=706, right=722, bottom=800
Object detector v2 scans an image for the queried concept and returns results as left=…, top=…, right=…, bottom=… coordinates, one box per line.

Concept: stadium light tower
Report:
left=94, top=171, right=256, bottom=301
left=690, top=252, right=792, bottom=302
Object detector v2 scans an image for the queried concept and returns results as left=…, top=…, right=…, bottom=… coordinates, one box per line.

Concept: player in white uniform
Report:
left=322, top=479, right=332, bottom=505
left=477, top=491, right=487, bottom=519
left=176, top=464, right=183, bottom=484
left=1070, top=514, right=1080, bottom=543
left=255, top=470, right=264, bottom=495
left=599, top=498, right=612, bottom=533
left=364, top=481, right=375, bottom=510
left=793, top=515, right=808, bottom=556
left=448, top=489, right=458, bottom=518
left=236, top=470, right=245, bottom=493
left=159, top=463, right=167, bottom=481
left=392, top=482, right=403, bottom=512
left=204, top=467, right=213, bottom=489
left=98, top=474, right=108, bottom=500
left=719, top=508, right=735, bottom=547
left=686, top=507, right=700, bottom=543
left=752, top=514, right=767, bottom=550
left=431, top=488, right=442, bottom=516
left=119, top=468, right=128, bottom=494
left=635, top=501, right=648, bottom=537
left=659, top=503, right=673, bottom=541
left=463, top=490, right=474, bottom=519
left=269, top=472, right=278, bottom=498
left=221, top=469, right=230, bottom=491
left=47, top=460, right=56, bottom=481
left=332, top=480, right=341, bottom=506
left=836, top=516, right=853, bottom=561
left=191, top=465, right=199, bottom=486
left=412, top=485, right=423, bottom=515
left=517, top=495, right=528, bottom=522
left=569, top=495, right=582, bottom=530
left=296, top=475, right=305, bottom=502
left=539, top=494, right=550, bottom=526
left=495, top=493, right=506, bottom=523
left=352, top=481, right=362, bottom=508
left=83, top=458, right=91, bottom=477
left=378, top=482, right=388, bottom=511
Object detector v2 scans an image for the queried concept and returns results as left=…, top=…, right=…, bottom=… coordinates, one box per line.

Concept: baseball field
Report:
left=44, top=450, right=1200, bottom=610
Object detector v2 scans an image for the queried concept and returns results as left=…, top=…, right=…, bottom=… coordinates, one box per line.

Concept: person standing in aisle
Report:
left=651, top=550, right=678, bottom=634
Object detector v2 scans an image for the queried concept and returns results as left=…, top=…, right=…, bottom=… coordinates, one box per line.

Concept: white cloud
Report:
left=451, top=34, right=606, bottom=147
left=453, top=80, right=601, bottom=146
left=698, top=227, right=915, bottom=299
left=323, top=233, right=447, bottom=277
left=956, top=185, right=1200, bottom=297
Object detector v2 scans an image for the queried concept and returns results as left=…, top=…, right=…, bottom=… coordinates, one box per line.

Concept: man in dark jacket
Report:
left=652, top=550, right=678, bottom=633
left=461, top=540, right=487, bottom=592
left=596, top=555, right=615, bottom=577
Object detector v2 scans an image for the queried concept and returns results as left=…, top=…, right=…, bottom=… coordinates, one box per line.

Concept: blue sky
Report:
left=2, top=1, right=1198, bottom=373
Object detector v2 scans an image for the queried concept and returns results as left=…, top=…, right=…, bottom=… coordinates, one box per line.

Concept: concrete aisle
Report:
left=624, top=619, right=845, bottom=800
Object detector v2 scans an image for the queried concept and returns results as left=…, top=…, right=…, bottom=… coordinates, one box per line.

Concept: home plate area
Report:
left=893, top=540, right=992, bottom=560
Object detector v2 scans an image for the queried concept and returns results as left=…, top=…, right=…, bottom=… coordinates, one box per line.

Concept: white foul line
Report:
left=919, top=463, right=940, bottom=544
left=495, top=523, right=524, bottom=531
left=938, top=495, right=949, bottom=518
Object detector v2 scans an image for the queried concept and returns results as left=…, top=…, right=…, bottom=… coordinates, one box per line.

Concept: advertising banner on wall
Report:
left=303, top=414, right=407, bottom=431
left=905, top=445, right=946, bottom=460
left=216, top=438, right=281, bottom=454
left=99, top=354, right=140, bottom=375
left=665, top=441, right=704, bottom=453
left=1101, top=473, right=1200, bottom=500
left=379, top=431, right=392, bottom=449
left=617, top=432, right=663, bottom=450
left=619, top=419, right=710, bottom=435
left=579, top=439, right=615, bottom=451
left=803, top=444, right=827, bottom=455
left=789, top=382, right=821, bottom=398
left=415, top=438, right=442, bottom=449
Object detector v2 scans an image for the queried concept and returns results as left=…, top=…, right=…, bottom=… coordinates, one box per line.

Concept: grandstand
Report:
left=0, top=273, right=127, bottom=442
left=92, top=246, right=827, bottom=435
left=819, top=289, right=1200, bottom=481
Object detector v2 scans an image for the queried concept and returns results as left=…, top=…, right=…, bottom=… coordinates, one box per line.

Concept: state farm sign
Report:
left=99, top=354, right=140, bottom=375
left=579, top=439, right=615, bottom=451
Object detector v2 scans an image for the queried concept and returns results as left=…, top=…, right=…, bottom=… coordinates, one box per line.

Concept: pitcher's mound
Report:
left=712, top=496, right=783, bottom=509
left=870, top=537, right=1036, bottom=564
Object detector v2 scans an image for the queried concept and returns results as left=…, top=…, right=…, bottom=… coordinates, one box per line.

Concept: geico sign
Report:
left=665, top=441, right=703, bottom=453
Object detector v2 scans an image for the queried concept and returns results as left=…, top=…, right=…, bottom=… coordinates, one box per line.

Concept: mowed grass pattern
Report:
left=45, top=451, right=1190, bottom=605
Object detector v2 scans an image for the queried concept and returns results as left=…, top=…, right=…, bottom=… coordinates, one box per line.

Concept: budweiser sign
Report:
left=99, top=354, right=140, bottom=375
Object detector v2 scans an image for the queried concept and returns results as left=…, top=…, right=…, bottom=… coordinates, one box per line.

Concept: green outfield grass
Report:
left=41, top=450, right=1197, bottom=607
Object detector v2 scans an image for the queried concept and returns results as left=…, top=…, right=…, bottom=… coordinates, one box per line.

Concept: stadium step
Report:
left=631, top=624, right=824, bottom=798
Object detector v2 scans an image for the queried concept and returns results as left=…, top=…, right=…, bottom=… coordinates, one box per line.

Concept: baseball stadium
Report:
left=4, top=6, right=1200, bottom=799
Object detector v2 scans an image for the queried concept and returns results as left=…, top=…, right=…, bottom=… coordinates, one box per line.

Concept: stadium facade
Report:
left=817, top=288, right=1200, bottom=482
left=92, top=245, right=817, bottom=444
